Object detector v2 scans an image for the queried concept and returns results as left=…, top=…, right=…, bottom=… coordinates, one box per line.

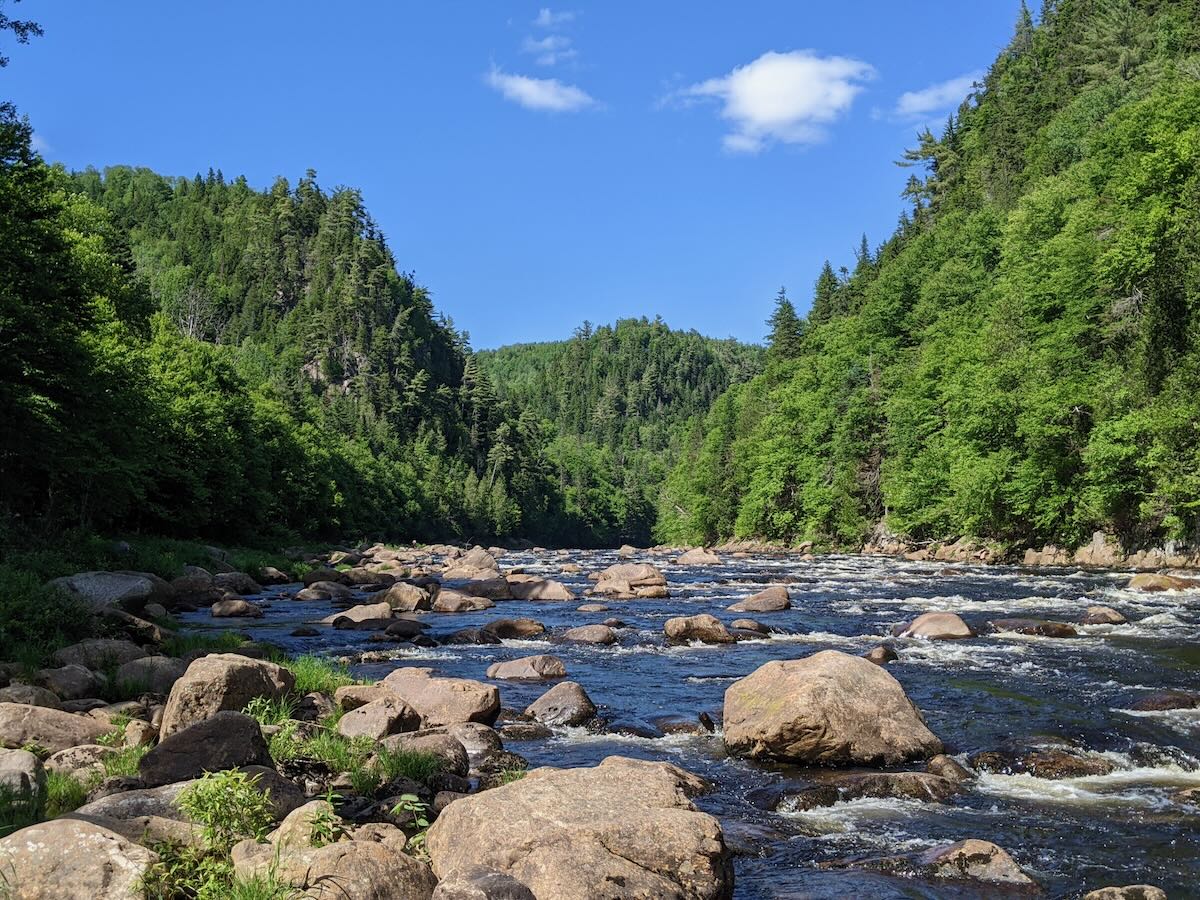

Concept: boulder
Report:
left=664, top=614, right=735, bottom=644
left=379, top=730, right=470, bottom=777
left=1083, top=888, right=1168, bottom=900
left=676, top=548, right=721, bottom=565
left=139, top=711, right=271, bottom=786
left=560, top=624, right=616, bottom=645
left=727, top=585, right=790, bottom=613
left=213, top=572, right=263, bottom=595
left=115, top=656, right=187, bottom=695
left=303, top=568, right=348, bottom=587
left=45, top=744, right=114, bottom=780
left=482, top=618, right=545, bottom=639
left=335, top=684, right=389, bottom=711
left=38, top=665, right=100, bottom=701
left=211, top=598, right=263, bottom=618
left=0, top=702, right=110, bottom=752
left=433, top=590, right=494, bottom=613
left=384, top=582, right=434, bottom=611
left=1126, top=690, right=1200, bottom=711
left=259, top=566, right=292, bottom=585
left=0, top=683, right=63, bottom=708
left=159, top=653, right=294, bottom=737
left=723, top=650, right=942, bottom=765
left=170, top=573, right=221, bottom=606
left=53, top=639, right=148, bottom=669
left=1080, top=605, right=1128, bottom=625
left=432, top=868, right=536, bottom=900
left=486, top=655, right=567, bottom=681
left=988, top=618, right=1077, bottom=637
left=458, top=575, right=513, bottom=600
left=862, top=644, right=899, bottom=665
left=0, top=747, right=44, bottom=811
left=1127, top=573, right=1199, bottom=592
left=320, top=602, right=393, bottom=625
left=0, top=818, right=159, bottom=899
left=591, top=563, right=668, bottom=599
left=507, top=576, right=574, bottom=601
left=785, top=771, right=959, bottom=809
left=969, top=745, right=1115, bottom=779
left=425, top=756, right=732, bottom=900
left=235, top=836, right=437, bottom=899
left=894, top=611, right=974, bottom=640
left=46, top=571, right=168, bottom=614
left=381, top=669, right=500, bottom=727
left=337, top=696, right=420, bottom=741
left=824, top=839, right=1036, bottom=887
left=576, top=603, right=608, bottom=612
left=525, top=681, right=596, bottom=726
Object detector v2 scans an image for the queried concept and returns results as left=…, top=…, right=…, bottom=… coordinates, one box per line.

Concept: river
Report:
left=181, top=550, right=1200, bottom=898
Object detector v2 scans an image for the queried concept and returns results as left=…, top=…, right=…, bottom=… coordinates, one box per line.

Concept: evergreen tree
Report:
left=766, top=287, right=804, bottom=359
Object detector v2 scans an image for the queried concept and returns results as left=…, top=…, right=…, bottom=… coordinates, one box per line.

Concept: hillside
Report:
left=658, top=0, right=1200, bottom=553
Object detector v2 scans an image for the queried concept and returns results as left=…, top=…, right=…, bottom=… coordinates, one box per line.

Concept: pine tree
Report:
left=809, top=261, right=841, bottom=324
left=766, top=287, right=804, bottom=359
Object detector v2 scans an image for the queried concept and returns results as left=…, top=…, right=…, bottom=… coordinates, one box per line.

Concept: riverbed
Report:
left=181, top=551, right=1200, bottom=898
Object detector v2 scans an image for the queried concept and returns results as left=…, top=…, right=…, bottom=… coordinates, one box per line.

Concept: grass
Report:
left=273, top=655, right=361, bottom=695
left=44, top=771, right=88, bottom=818
left=101, top=744, right=150, bottom=779
left=141, top=843, right=298, bottom=900
left=0, top=784, right=41, bottom=838
left=496, top=767, right=528, bottom=786
left=0, top=564, right=97, bottom=669
left=243, top=696, right=298, bottom=727
left=160, top=630, right=248, bottom=657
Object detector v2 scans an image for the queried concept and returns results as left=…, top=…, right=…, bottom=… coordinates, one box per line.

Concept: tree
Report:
left=0, top=0, right=40, bottom=67
left=809, top=261, right=841, bottom=324
left=766, top=287, right=804, bottom=360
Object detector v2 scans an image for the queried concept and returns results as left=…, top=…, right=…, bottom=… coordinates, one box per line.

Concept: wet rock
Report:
left=665, top=613, right=735, bottom=644
left=445, top=722, right=504, bottom=761
left=591, top=563, right=668, bottom=599
left=443, top=626, right=503, bottom=645
left=499, top=722, right=553, bottom=741
left=862, top=643, right=899, bottom=665
left=969, top=745, right=1116, bottom=779
left=380, top=730, right=470, bottom=777
left=0, top=702, right=110, bottom=752
left=1083, top=887, right=1168, bottom=900
left=320, top=601, right=392, bottom=624
left=894, top=611, right=974, bottom=640
left=213, top=572, right=263, bottom=595
left=211, top=598, right=263, bottom=617
left=384, top=581, right=433, bottom=611
left=727, top=585, right=791, bottom=613
left=603, top=718, right=663, bottom=739
left=825, top=838, right=1036, bottom=887
left=1125, top=690, right=1200, bottom=711
left=787, top=771, right=960, bottom=809
left=676, top=548, right=721, bottom=565
left=723, top=650, right=943, bottom=765
left=433, top=590, right=495, bottom=612
left=0, top=818, right=160, bottom=899
left=115, top=656, right=187, bottom=695
left=482, top=618, right=546, bottom=639
left=730, top=619, right=769, bottom=634
left=1080, top=605, right=1127, bottom=625
left=525, top=681, right=596, bottom=726
left=0, top=683, right=63, bottom=708
left=426, top=756, right=731, bottom=900
left=337, top=696, right=420, bottom=740
left=381, top=668, right=500, bottom=727
left=560, top=624, right=616, bottom=644
left=507, top=575, right=575, bottom=601
left=457, top=574, right=513, bottom=600
left=486, top=655, right=567, bottom=681
left=159, top=653, right=294, bottom=737
left=927, top=754, right=974, bottom=783
left=988, top=617, right=1077, bottom=637
left=291, top=626, right=320, bottom=637
left=651, top=714, right=715, bottom=736
left=139, top=711, right=272, bottom=786
left=576, top=603, right=607, bottom=612
left=47, top=570, right=170, bottom=614
left=53, top=639, right=148, bottom=669
left=432, top=867, right=537, bottom=900
left=1127, top=573, right=1199, bottom=592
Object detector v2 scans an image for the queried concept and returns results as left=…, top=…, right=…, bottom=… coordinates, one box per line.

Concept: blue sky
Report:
left=5, top=1, right=1022, bottom=348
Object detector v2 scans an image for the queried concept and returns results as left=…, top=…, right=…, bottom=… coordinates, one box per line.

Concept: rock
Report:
left=259, top=566, right=292, bottom=585
left=335, top=684, right=388, bottom=711
left=291, top=626, right=320, bottom=637
left=426, top=756, right=731, bottom=900
left=525, top=682, right=596, bottom=726
left=616, top=544, right=637, bottom=558
left=729, top=619, right=768, bottom=634
left=384, top=582, right=433, bottom=611
left=0, top=683, right=63, bottom=709
left=486, top=655, right=567, bottom=681
left=988, top=618, right=1077, bottom=637
left=650, top=714, right=716, bottom=736
left=170, top=573, right=221, bottom=606
left=576, top=603, right=608, bottom=612
left=482, top=618, right=545, bottom=639
left=45, top=744, right=114, bottom=780
left=320, top=602, right=393, bottom=624
left=0, top=748, right=44, bottom=811
left=723, top=650, right=942, bottom=765
left=46, top=571, right=168, bottom=614
left=381, top=669, right=500, bottom=727
left=213, top=571, right=263, bottom=595
left=461, top=548, right=498, bottom=571
left=591, top=563, right=668, bottom=599
left=235, top=837, right=437, bottom=899
left=664, top=614, right=735, bottom=644
left=862, top=644, right=899, bottom=665
left=895, top=611, right=974, bottom=640
left=443, top=627, right=502, bottom=645
left=124, top=719, right=157, bottom=747
left=507, top=576, right=575, bottom=601
left=1128, top=573, right=1199, bottom=592
left=676, top=548, right=721, bottom=565
left=139, top=711, right=272, bottom=786
left=1083, top=887, right=1168, bottom=900
left=499, top=722, right=553, bottom=741
left=446, top=722, right=504, bottom=761
left=296, top=586, right=334, bottom=601
left=727, top=585, right=790, bottom=613
left=433, top=590, right=495, bottom=613
left=337, top=696, right=420, bottom=741
left=969, top=745, right=1115, bottom=779
left=917, top=840, right=1036, bottom=885
left=379, top=730, right=470, bottom=777
left=787, top=771, right=959, bottom=809
left=1080, top=605, right=1128, bottom=625
left=927, top=754, right=974, bottom=783
left=432, top=867, right=537, bottom=900
left=211, top=598, right=263, bottom=617
left=0, top=818, right=159, bottom=898
left=37, top=665, right=99, bottom=701
left=53, top=639, right=148, bottom=669
left=1126, top=690, right=1200, bottom=711
left=159, top=653, right=293, bottom=737
left=560, top=624, right=616, bottom=645
left=303, top=567, right=348, bottom=587
left=0, top=702, right=110, bottom=752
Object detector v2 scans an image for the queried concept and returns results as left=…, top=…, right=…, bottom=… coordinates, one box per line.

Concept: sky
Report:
left=4, top=1, right=1024, bottom=348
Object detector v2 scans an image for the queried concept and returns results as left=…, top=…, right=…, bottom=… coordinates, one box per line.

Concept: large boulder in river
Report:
left=894, top=611, right=974, bottom=640
left=159, top=653, right=294, bottom=738
left=507, top=575, right=575, bottom=601
left=1127, top=573, right=1199, bottom=592
left=486, top=655, right=567, bottom=681
left=727, top=585, right=790, bottom=613
left=425, top=756, right=733, bottom=900
left=0, top=702, right=110, bottom=752
left=1080, top=605, right=1127, bottom=625
left=525, top=681, right=596, bottom=726
left=46, top=571, right=170, bottom=613
left=213, top=571, right=263, bottom=595
left=988, top=617, right=1077, bottom=637
left=1083, top=887, right=1168, bottom=900
left=0, top=818, right=159, bottom=899
left=827, top=839, right=1036, bottom=887
left=676, top=548, right=721, bottom=565
left=384, top=582, right=433, bottom=611
left=337, top=696, right=420, bottom=741
left=591, top=563, right=668, bottom=599
left=665, top=614, right=735, bottom=644
left=211, top=598, right=262, bottom=618
left=561, top=624, right=617, bottom=645
left=320, top=602, right=393, bottom=625
left=723, top=650, right=942, bottom=765
left=482, top=618, right=546, bottom=639
left=381, top=668, right=500, bottom=727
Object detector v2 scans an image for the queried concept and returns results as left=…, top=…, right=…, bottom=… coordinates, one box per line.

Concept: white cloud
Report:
left=485, top=66, right=594, bottom=112
left=522, top=34, right=576, bottom=66
left=533, top=8, right=574, bottom=28
left=30, top=132, right=51, bottom=155
left=671, top=50, right=876, bottom=153
left=894, top=71, right=981, bottom=119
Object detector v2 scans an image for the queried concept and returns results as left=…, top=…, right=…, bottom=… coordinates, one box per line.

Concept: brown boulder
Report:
left=665, top=614, right=735, bottom=644
left=561, top=624, right=617, bottom=645
left=0, top=818, right=159, bottom=899
left=381, top=669, right=500, bottom=727
left=486, top=655, right=567, bottom=681
left=525, top=681, right=596, bottom=726
left=159, top=653, right=294, bottom=738
left=139, top=711, right=272, bottom=786
left=988, top=618, right=1077, bottom=637
left=727, top=585, right=790, bottom=613
left=1127, top=573, right=1199, bottom=592
left=337, top=696, right=420, bottom=741
left=0, top=702, right=110, bottom=753
left=894, top=611, right=974, bottom=640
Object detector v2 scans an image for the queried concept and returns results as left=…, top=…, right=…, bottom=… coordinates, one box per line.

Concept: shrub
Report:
left=243, top=696, right=297, bottom=727
left=276, top=655, right=358, bottom=695
left=43, top=771, right=88, bottom=817
left=176, top=770, right=275, bottom=853
left=0, top=564, right=96, bottom=667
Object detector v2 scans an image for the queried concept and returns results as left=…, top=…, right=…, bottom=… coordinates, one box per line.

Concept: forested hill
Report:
left=476, top=320, right=763, bottom=545
left=658, top=0, right=1200, bottom=554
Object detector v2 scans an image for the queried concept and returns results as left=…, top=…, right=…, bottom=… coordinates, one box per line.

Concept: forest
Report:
left=657, top=0, right=1200, bottom=554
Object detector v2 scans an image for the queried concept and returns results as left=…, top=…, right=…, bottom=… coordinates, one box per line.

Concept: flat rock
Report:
left=560, top=624, right=616, bottom=644
left=988, top=617, right=1077, bottom=637
left=337, top=696, right=420, bottom=741
left=482, top=618, right=545, bottom=639
left=320, top=602, right=393, bottom=624
left=139, top=711, right=272, bottom=786
left=0, top=818, right=159, bottom=899
left=486, top=655, right=567, bottom=681
left=0, top=702, right=111, bottom=753
left=381, top=669, right=500, bottom=727
left=46, top=571, right=168, bottom=614
left=727, top=586, right=790, bottom=613
left=676, top=548, right=721, bottom=565
left=1083, top=887, right=1168, bottom=900
left=235, top=837, right=437, bottom=899
left=0, top=683, right=63, bottom=709
left=507, top=576, right=575, bottom=601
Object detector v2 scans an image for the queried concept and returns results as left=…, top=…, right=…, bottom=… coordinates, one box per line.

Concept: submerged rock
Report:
left=727, top=585, right=790, bottom=613
left=988, top=617, right=1077, bottom=637
left=1083, top=888, right=1168, bottom=900
left=894, top=611, right=974, bottom=640
left=664, top=613, right=735, bottom=644
left=969, top=744, right=1115, bottom=779
left=1080, top=605, right=1127, bottom=625
left=824, top=838, right=1037, bottom=887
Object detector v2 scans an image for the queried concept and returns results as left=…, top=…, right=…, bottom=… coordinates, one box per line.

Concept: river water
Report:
left=181, top=551, right=1200, bottom=898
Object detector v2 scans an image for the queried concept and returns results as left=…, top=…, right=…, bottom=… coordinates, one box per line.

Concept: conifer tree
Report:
left=766, top=287, right=804, bottom=359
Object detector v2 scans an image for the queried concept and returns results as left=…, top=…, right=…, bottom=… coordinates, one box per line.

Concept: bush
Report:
left=276, top=655, right=359, bottom=695
left=0, top=564, right=96, bottom=668
left=43, top=771, right=88, bottom=818
left=141, top=843, right=297, bottom=900
left=176, top=770, right=275, bottom=854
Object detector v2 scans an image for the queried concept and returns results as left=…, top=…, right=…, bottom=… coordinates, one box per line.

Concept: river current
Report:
left=181, top=551, right=1200, bottom=898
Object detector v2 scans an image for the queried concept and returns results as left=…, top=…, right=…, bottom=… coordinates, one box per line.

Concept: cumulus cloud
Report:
left=670, top=50, right=876, bottom=153
left=485, top=66, right=594, bottom=112
left=894, top=71, right=982, bottom=120
left=522, top=34, right=576, bottom=66
left=533, top=8, right=574, bottom=28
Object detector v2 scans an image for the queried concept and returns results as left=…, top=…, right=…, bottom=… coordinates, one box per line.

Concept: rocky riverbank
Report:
left=0, top=542, right=1196, bottom=898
